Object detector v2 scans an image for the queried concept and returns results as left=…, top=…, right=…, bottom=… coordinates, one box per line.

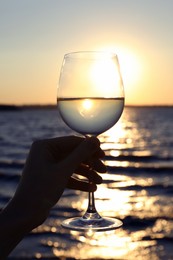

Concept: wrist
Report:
left=8, top=195, right=50, bottom=230
left=0, top=195, right=50, bottom=258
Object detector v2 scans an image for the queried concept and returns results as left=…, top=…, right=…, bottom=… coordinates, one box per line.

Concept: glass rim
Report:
left=64, top=51, right=118, bottom=60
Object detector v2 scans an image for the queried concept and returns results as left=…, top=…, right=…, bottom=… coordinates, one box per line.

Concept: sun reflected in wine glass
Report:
left=79, top=99, right=94, bottom=118
left=83, top=99, right=93, bottom=110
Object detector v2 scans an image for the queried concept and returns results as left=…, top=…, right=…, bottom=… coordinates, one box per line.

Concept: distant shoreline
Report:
left=0, top=104, right=57, bottom=111
left=0, top=104, right=173, bottom=111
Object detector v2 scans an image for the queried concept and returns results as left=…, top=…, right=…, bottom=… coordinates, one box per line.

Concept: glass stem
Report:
left=82, top=185, right=102, bottom=220
left=87, top=191, right=96, bottom=213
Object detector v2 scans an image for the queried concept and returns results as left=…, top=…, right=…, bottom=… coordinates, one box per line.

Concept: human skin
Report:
left=0, top=136, right=106, bottom=259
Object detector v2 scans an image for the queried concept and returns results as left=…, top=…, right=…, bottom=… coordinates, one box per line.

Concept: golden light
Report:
left=100, top=117, right=126, bottom=149
left=89, top=57, right=121, bottom=97
left=96, top=46, right=143, bottom=101
left=79, top=98, right=94, bottom=118
left=82, top=99, right=93, bottom=110
left=118, top=50, right=141, bottom=86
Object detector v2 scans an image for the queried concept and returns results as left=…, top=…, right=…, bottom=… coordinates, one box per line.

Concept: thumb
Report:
left=64, top=137, right=100, bottom=170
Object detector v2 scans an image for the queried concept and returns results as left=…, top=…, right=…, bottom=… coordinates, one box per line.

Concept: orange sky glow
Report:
left=0, top=1, right=173, bottom=106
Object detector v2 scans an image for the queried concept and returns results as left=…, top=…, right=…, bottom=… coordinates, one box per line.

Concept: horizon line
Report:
left=0, top=103, right=173, bottom=109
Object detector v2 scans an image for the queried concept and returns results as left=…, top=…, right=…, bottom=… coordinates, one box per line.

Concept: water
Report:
left=0, top=106, right=173, bottom=260
left=58, top=97, right=124, bottom=135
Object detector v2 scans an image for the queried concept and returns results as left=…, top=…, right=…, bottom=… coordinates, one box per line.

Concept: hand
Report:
left=0, top=136, right=106, bottom=258
left=16, top=136, right=106, bottom=213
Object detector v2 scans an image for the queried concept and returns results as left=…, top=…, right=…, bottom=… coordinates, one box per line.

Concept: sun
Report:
left=82, top=99, right=93, bottom=110
left=96, top=46, right=142, bottom=94
left=90, top=59, right=119, bottom=93
left=88, top=54, right=124, bottom=97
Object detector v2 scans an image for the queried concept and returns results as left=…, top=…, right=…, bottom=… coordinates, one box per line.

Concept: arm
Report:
left=0, top=136, right=105, bottom=259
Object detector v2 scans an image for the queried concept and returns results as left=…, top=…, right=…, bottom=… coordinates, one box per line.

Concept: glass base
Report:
left=61, top=215, right=123, bottom=232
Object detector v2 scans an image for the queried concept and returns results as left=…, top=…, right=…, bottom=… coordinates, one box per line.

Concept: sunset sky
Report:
left=0, top=0, right=173, bottom=106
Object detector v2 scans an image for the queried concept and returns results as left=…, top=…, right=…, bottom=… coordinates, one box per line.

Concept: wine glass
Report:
left=57, top=51, right=124, bottom=231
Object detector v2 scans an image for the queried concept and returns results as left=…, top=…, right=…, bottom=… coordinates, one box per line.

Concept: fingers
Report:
left=87, top=159, right=107, bottom=173
left=64, top=137, right=102, bottom=171
left=44, top=136, right=105, bottom=164
left=46, top=136, right=84, bottom=155
left=75, top=165, right=103, bottom=184
left=67, top=176, right=97, bottom=192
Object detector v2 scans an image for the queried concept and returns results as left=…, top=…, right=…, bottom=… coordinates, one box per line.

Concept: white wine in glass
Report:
left=57, top=51, right=124, bottom=231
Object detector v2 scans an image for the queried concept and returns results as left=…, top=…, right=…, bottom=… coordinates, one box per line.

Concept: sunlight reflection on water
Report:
left=43, top=109, right=173, bottom=259
left=52, top=111, right=173, bottom=259
left=53, top=176, right=173, bottom=259
left=52, top=228, right=160, bottom=260
left=4, top=107, right=172, bottom=259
